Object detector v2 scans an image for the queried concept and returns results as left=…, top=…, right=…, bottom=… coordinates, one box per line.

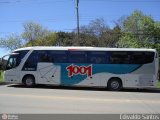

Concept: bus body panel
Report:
left=124, top=62, right=156, bottom=88
left=32, top=63, right=126, bottom=87
left=4, top=68, right=19, bottom=83
left=36, top=63, right=61, bottom=84
left=3, top=47, right=159, bottom=89
left=20, top=62, right=154, bottom=88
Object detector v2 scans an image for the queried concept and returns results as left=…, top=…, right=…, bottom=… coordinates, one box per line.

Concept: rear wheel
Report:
left=23, top=75, right=35, bottom=87
left=107, top=78, right=122, bottom=91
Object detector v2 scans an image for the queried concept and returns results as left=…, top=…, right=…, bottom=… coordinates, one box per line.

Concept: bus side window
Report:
left=19, top=50, right=29, bottom=60
left=87, top=51, right=107, bottom=64
left=48, top=51, right=67, bottom=63
left=110, top=51, right=129, bottom=64
left=38, top=51, right=52, bottom=63
left=22, top=51, right=39, bottom=71
left=68, top=51, right=86, bottom=63
left=132, top=52, right=145, bottom=64
left=144, top=52, right=154, bottom=63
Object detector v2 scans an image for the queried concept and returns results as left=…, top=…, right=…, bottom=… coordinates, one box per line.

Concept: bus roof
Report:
left=13, top=46, right=157, bottom=52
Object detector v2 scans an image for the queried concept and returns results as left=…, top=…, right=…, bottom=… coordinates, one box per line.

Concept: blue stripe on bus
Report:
left=55, top=63, right=142, bottom=85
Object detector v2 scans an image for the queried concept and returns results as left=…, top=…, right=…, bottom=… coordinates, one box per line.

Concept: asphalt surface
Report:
left=0, top=84, right=160, bottom=114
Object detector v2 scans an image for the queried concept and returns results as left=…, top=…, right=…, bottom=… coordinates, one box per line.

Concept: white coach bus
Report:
left=2, top=46, right=159, bottom=91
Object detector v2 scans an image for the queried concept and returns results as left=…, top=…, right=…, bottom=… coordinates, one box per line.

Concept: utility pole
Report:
left=76, top=0, right=80, bottom=41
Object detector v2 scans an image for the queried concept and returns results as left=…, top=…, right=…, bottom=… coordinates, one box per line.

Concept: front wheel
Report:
left=107, top=78, right=122, bottom=91
left=23, top=75, right=35, bottom=87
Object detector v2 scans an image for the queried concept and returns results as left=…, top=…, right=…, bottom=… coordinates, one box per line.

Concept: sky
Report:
left=0, top=0, right=160, bottom=57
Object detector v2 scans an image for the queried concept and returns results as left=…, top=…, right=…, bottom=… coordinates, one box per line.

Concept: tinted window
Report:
left=110, top=51, right=130, bottom=64
left=109, top=51, right=154, bottom=64
left=18, top=50, right=29, bottom=60
left=22, top=51, right=39, bottom=71
left=144, top=52, right=154, bottom=63
left=14, top=50, right=29, bottom=66
left=87, top=51, right=107, bottom=64
left=68, top=51, right=86, bottom=63
left=131, top=52, right=144, bottom=64
left=48, top=51, right=67, bottom=63
left=131, top=52, right=154, bottom=64
left=38, top=51, right=52, bottom=62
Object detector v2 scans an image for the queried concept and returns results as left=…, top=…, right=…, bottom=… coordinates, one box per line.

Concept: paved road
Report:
left=0, top=84, right=160, bottom=114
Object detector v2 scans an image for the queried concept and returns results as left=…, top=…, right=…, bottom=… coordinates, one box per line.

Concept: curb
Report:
left=0, top=82, right=9, bottom=85
left=147, top=88, right=160, bottom=90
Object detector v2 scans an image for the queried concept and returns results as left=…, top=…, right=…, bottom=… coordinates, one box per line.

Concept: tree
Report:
left=117, top=10, right=160, bottom=51
left=26, top=32, right=57, bottom=46
left=78, top=33, right=98, bottom=46
left=22, top=21, right=50, bottom=46
left=78, top=19, right=123, bottom=47
left=99, top=25, right=121, bottom=47
left=0, top=33, right=24, bottom=51
left=55, top=32, right=75, bottom=46
left=77, top=18, right=117, bottom=47
left=0, top=58, right=7, bottom=70
left=79, top=18, right=109, bottom=36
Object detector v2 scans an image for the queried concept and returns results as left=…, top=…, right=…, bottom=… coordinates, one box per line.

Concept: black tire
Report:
left=23, top=75, right=35, bottom=87
left=107, top=78, right=122, bottom=91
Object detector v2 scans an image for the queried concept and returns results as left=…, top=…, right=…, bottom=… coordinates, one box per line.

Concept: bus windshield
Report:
left=4, top=50, right=29, bottom=70
left=6, top=53, right=20, bottom=70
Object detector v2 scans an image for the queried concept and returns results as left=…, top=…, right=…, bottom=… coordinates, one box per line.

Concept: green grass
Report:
left=157, top=80, right=160, bottom=88
left=0, top=71, right=4, bottom=82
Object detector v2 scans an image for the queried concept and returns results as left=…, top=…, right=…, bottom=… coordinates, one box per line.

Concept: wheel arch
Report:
left=22, top=74, right=35, bottom=84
